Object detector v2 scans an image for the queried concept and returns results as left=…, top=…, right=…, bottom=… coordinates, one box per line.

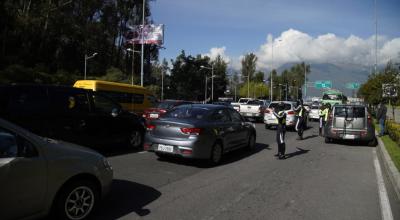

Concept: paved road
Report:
left=91, top=122, right=399, bottom=220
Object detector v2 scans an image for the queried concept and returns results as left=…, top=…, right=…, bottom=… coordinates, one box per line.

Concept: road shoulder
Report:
left=376, top=135, right=400, bottom=199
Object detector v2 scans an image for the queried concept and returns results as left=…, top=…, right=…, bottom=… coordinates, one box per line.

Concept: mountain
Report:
left=276, top=62, right=372, bottom=97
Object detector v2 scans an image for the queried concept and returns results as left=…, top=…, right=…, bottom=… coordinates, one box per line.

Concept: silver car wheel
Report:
left=65, top=186, right=94, bottom=220
left=211, top=143, right=223, bottom=164
left=129, top=130, right=142, bottom=148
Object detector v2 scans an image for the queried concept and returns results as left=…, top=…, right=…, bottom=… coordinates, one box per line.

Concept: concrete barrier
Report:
left=376, top=134, right=400, bottom=200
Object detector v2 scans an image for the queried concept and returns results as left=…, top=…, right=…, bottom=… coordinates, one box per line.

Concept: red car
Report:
left=142, top=100, right=193, bottom=120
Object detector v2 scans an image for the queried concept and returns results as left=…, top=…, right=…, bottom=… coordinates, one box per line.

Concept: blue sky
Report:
left=150, top=0, right=400, bottom=68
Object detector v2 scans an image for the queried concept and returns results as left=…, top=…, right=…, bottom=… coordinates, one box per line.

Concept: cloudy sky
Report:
left=150, top=0, right=400, bottom=70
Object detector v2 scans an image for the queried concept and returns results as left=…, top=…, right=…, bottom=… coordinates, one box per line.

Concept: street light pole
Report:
left=84, top=52, right=97, bottom=80
left=127, top=48, right=140, bottom=85
left=211, top=65, right=214, bottom=102
left=304, top=62, right=307, bottom=100
left=205, top=75, right=207, bottom=103
left=201, top=64, right=214, bottom=102
left=270, top=35, right=274, bottom=102
left=140, top=0, right=145, bottom=86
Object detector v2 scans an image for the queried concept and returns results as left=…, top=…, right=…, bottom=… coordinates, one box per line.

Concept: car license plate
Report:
left=158, top=144, right=174, bottom=152
left=149, top=113, right=159, bottom=118
left=344, top=134, right=355, bottom=139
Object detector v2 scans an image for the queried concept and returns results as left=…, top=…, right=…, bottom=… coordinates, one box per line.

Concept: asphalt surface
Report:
left=92, top=122, right=399, bottom=220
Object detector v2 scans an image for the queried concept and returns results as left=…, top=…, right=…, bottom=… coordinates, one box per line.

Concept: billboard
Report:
left=126, top=24, right=164, bottom=45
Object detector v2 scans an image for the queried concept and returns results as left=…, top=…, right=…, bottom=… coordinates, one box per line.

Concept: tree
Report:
left=241, top=53, right=257, bottom=81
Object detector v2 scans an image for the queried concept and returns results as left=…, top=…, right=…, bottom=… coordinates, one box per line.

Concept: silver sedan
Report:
left=0, top=118, right=113, bottom=220
left=144, top=104, right=257, bottom=165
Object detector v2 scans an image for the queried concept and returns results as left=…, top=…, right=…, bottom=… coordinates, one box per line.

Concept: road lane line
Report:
left=138, top=151, right=147, bottom=154
left=373, top=149, right=393, bottom=220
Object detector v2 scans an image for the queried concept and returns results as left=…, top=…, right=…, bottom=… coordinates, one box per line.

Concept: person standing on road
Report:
left=273, top=102, right=287, bottom=160
left=294, top=99, right=306, bottom=140
left=377, top=102, right=387, bottom=137
left=318, top=104, right=329, bottom=136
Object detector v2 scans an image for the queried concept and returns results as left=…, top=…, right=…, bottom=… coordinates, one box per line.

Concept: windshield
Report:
left=247, top=100, right=264, bottom=105
left=162, top=106, right=209, bottom=119
left=157, top=101, right=177, bottom=109
left=323, top=94, right=343, bottom=100
left=334, top=106, right=366, bottom=118
left=239, top=99, right=250, bottom=103
left=268, top=103, right=292, bottom=111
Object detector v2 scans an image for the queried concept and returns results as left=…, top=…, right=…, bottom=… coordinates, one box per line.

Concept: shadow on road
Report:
left=302, top=134, right=319, bottom=140
left=285, top=147, right=310, bottom=159
left=91, top=179, right=161, bottom=219
left=329, top=139, right=377, bottom=148
left=156, top=143, right=269, bottom=168
left=98, top=146, right=143, bottom=158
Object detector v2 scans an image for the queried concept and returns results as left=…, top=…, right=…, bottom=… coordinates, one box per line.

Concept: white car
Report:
left=308, top=105, right=320, bottom=121
left=264, top=101, right=298, bottom=129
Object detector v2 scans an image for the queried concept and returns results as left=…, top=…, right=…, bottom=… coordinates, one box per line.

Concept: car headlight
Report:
left=102, top=158, right=113, bottom=170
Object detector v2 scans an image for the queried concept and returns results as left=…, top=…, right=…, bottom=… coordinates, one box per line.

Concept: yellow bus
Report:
left=73, top=80, right=157, bottom=114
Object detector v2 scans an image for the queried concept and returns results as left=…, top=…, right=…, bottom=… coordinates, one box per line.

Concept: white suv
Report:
left=264, top=101, right=299, bottom=129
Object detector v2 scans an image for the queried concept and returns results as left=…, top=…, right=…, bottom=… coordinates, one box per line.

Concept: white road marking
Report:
left=373, top=149, right=393, bottom=220
left=138, top=151, right=147, bottom=154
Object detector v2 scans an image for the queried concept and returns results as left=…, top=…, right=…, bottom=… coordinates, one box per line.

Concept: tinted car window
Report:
left=210, top=109, right=230, bottom=122
left=229, top=109, right=244, bottom=123
left=334, top=106, right=366, bottom=118
left=268, top=103, right=292, bottom=111
left=163, top=106, right=209, bottom=119
left=8, top=87, right=48, bottom=115
left=247, top=100, right=264, bottom=105
left=0, top=128, right=17, bottom=158
left=93, top=94, right=120, bottom=114
left=50, top=89, right=90, bottom=115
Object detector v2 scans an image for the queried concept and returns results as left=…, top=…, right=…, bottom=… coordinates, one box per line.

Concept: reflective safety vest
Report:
left=319, top=108, right=329, bottom=121
left=277, top=111, right=286, bottom=125
left=323, top=108, right=329, bottom=121
left=297, top=106, right=305, bottom=117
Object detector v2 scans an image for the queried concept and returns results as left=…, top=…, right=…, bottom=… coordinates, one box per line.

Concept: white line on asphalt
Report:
left=373, top=149, right=393, bottom=220
left=138, top=151, right=147, bottom=154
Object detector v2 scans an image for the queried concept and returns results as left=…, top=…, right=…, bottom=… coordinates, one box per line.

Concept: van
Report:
left=73, top=80, right=157, bottom=115
left=0, top=84, right=146, bottom=149
left=324, top=104, right=376, bottom=146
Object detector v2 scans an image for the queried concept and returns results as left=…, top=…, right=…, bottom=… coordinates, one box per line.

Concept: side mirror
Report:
left=111, top=108, right=120, bottom=117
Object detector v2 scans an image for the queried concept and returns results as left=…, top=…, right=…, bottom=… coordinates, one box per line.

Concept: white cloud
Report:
left=203, top=30, right=400, bottom=72
left=256, top=29, right=400, bottom=70
left=203, top=46, right=231, bottom=64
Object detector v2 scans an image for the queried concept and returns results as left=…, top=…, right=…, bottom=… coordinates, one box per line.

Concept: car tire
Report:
left=128, top=129, right=144, bottom=149
left=265, top=124, right=270, bottom=130
left=209, top=142, right=223, bottom=165
left=325, top=137, right=331, bottom=144
left=247, top=133, right=256, bottom=151
left=367, top=137, right=378, bottom=147
left=53, top=180, right=99, bottom=220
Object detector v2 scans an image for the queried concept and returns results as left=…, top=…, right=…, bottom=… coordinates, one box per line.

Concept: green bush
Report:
left=385, top=120, right=400, bottom=146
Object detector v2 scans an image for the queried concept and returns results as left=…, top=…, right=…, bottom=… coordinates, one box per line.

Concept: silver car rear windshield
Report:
left=268, top=103, right=291, bottom=111
left=334, top=107, right=365, bottom=118
left=163, top=106, right=209, bottom=119
left=247, top=100, right=264, bottom=105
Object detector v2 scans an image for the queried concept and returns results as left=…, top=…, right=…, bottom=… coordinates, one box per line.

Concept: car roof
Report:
left=177, top=103, right=230, bottom=110
left=333, top=104, right=366, bottom=108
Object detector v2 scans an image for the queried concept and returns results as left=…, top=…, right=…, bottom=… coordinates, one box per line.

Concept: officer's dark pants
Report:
left=276, top=125, right=286, bottom=155
left=296, top=116, right=305, bottom=138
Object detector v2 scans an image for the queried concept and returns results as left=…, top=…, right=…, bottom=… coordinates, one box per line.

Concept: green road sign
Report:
left=346, top=82, right=360, bottom=89
left=315, top=80, right=332, bottom=89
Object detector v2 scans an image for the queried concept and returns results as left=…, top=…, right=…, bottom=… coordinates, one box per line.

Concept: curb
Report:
left=376, top=134, right=400, bottom=200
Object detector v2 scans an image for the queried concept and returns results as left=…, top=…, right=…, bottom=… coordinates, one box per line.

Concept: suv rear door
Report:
left=333, top=106, right=366, bottom=130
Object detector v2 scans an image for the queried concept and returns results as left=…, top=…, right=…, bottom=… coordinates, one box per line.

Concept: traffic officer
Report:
left=318, top=104, right=329, bottom=136
left=273, top=102, right=287, bottom=159
left=294, top=99, right=306, bottom=140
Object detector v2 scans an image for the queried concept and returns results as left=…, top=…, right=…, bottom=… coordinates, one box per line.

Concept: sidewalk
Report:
left=376, top=133, right=400, bottom=200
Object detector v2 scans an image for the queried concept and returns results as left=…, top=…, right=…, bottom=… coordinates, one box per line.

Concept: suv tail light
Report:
left=146, top=124, right=155, bottom=131
left=287, top=110, right=295, bottom=115
left=159, top=109, right=167, bottom=114
left=367, top=114, right=372, bottom=124
left=181, top=128, right=202, bottom=135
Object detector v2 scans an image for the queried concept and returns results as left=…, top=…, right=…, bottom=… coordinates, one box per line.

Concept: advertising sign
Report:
left=126, top=24, right=164, bottom=45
